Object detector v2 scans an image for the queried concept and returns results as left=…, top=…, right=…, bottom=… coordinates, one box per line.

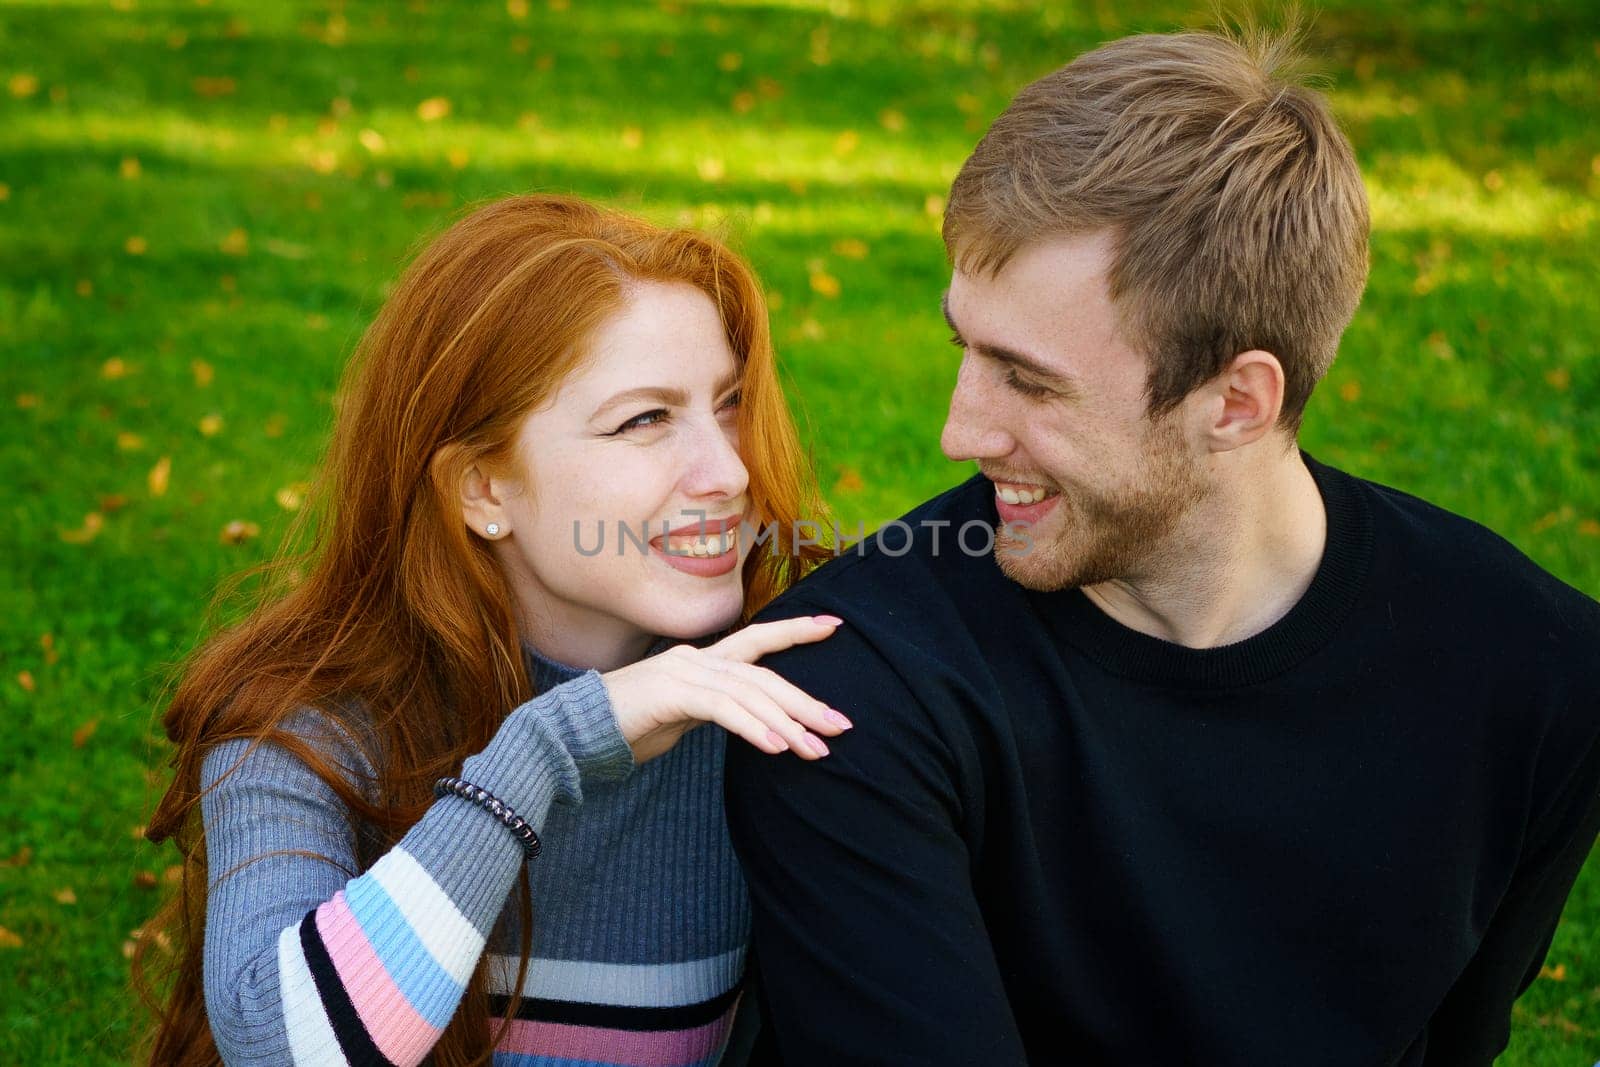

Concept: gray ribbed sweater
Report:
left=198, top=637, right=754, bottom=1065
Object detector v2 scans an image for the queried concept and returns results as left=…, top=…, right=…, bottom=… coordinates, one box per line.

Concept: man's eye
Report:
left=947, top=332, right=966, bottom=349
left=1004, top=368, right=1050, bottom=398
left=613, top=409, right=668, bottom=434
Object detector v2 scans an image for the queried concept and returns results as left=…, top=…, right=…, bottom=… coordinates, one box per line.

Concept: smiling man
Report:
left=722, top=26, right=1600, bottom=1067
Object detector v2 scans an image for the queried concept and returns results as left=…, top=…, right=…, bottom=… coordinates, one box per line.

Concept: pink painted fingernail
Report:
left=825, top=709, right=853, bottom=730
left=804, top=732, right=830, bottom=757
left=765, top=729, right=790, bottom=752
left=812, top=614, right=843, bottom=626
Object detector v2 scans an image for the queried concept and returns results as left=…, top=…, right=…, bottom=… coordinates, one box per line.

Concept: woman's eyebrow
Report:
left=592, top=371, right=740, bottom=417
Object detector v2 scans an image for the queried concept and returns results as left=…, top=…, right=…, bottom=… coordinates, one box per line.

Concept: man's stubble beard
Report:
left=995, top=418, right=1206, bottom=593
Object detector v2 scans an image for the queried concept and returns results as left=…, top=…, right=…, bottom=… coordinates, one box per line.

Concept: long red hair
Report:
left=134, top=194, right=831, bottom=1065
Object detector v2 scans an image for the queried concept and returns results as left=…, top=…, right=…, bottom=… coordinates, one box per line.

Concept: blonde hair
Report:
left=944, top=26, right=1369, bottom=433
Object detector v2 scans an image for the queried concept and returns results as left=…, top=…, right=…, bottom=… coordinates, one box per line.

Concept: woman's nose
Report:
left=682, top=417, right=749, bottom=501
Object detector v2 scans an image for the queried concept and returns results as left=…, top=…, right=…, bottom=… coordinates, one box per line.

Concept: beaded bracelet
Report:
left=433, top=775, right=543, bottom=859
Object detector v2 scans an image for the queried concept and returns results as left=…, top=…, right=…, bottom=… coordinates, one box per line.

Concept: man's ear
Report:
left=431, top=444, right=508, bottom=540
left=1199, top=349, right=1285, bottom=453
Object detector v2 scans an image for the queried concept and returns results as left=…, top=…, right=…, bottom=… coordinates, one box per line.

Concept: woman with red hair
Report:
left=136, top=194, right=846, bottom=1066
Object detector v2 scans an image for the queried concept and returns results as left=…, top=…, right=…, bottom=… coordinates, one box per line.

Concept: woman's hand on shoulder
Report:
left=600, top=615, right=853, bottom=765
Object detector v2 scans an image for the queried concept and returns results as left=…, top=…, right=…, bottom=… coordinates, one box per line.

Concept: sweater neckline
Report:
left=1038, top=453, right=1374, bottom=690
left=519, top=634, right=677, bottom=693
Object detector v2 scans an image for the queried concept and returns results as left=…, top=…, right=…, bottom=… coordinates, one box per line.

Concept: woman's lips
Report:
left=649, top=539, right=741, bottom=577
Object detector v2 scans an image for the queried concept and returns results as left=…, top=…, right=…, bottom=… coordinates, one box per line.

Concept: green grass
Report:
left=2, top=1, right=1596, bottom=1062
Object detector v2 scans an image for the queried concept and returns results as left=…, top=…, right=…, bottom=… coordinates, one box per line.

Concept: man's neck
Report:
left=1080, top=449, right=1327, bottom=649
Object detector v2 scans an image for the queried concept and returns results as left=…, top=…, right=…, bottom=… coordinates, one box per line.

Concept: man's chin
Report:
left=995, top=540, right=1076, bottom=593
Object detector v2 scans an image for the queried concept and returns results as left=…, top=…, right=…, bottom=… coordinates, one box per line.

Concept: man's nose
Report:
left=940, top=356, right=1013, bottom=462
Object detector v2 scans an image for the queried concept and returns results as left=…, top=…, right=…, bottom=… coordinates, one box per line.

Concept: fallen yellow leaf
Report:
left=192, top=76, right=237, bottom=98
left=148, top=456, right=171, bottom=497
left=53, top=887, right=76, bottom=905
left=220, top=520, right=260, bottom=545
left=0, top=927, right=22, bottom=949
left=72, top=718, right=100, bottom=748
left=220, top=228, right=248, bottom=256
left=878, top=108, right=906, bottom=132
left=358, top=128, right=386, bottom=154
left=101, top=357, right=130, bottom=379
left=120, top=156, right=141, bottom=180
left=832, top=238, right=869, bottom=260
left=124, top=235, right=148, bottom=256
left=116, top=431, right=144, bottom=451
left=16, top=671, right=34, bottom=693
left=191, top=359, right=214, bottom=387
left=809, top=271, right=841, bottom=299
left=59, top=512, right=105, bottom=544
left=198, top=413, right=224, bottom=436
left=416, top=96, right=451, bottom=122
left=8, top=73, right=38, bottom=98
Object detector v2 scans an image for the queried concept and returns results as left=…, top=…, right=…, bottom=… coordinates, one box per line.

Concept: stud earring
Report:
left=486, top=523, right=501, bottom=536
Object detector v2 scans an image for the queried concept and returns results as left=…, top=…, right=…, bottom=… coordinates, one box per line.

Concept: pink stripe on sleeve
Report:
left=315, top=891, right=444, bottom=1065
left=498, top=1004, right=737, bottom=1066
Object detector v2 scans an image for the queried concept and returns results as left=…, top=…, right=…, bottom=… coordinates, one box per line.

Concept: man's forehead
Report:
left=950, top=239, right=1117, bottom=337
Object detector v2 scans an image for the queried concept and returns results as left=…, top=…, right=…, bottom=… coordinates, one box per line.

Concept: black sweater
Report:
left=723, top=456, right=1600, bottom=1066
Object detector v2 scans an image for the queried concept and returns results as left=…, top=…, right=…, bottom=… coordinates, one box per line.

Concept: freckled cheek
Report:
left=571, top=454, right=680, bottom=528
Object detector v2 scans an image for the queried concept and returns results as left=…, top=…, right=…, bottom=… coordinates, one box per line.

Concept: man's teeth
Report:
left=996, top=485, right=1056, bottom=505
left=665, top=530, right=738, bottom=557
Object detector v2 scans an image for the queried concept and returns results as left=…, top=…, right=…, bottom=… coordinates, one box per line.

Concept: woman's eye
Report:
left=1004, top=368, right=1050, bottom=398
left=613, top=409, right=668, bottom=434
left=720, top=390, right=742, bottom=411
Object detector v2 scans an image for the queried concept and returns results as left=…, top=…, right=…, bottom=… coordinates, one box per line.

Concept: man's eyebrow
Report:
left=592, top=371, right=740, bottom=417
left=940, top=290, right=1078, bottom=394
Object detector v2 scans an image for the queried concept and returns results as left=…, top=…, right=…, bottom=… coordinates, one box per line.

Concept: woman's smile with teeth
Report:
left=663, top=529, right=738, bottom=556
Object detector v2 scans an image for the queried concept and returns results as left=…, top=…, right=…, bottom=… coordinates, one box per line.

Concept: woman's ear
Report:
left=431, top=444, right=508, bottom=540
